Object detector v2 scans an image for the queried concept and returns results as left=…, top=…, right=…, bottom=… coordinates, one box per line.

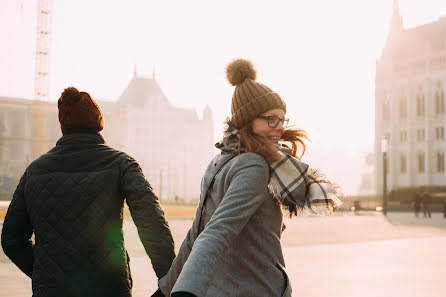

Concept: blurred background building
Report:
left=0, top=71, right=214, bottom=203
left=375, top=1, right=446, bottom=200
left=0, top=97, right=59, bottom=198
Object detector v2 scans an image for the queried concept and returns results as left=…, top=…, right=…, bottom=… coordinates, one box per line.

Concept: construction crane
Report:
left=34, top=0, right=52, bottom=101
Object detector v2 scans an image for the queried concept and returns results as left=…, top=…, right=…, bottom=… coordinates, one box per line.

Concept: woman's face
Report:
left=251, top=108, right=286, bottom=144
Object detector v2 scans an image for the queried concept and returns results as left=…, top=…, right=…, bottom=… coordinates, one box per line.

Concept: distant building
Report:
left=375, top=0, right=446, bottom=194
left=0, top=72, right=214, bottom=202
left=0, top=98, right=60, bottom=198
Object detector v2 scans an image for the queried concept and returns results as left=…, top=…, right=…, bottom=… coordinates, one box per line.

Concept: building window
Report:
left=399, top=97, right=407, bottom=119
left=383, top=99, right=390, bottom=120
left=400, top=130, right=407, bottom=143
left=418, top=152, right=425, bottom=173
left=436, top=126, right=445, bottom=140
left=383, top=133, right=390, bottom=145
left=417, top=129, right=425, bottom=141
left=438, top=152, right=445, bottom=172
left=400, top=154, right=407, bottom=173
left=435, top=89, right=445, bottom=114
left=431, top=39, right=445, bottom=51
left=430, top=57, right=446, bottom=70
left=416, top=93, right=425, bottom=116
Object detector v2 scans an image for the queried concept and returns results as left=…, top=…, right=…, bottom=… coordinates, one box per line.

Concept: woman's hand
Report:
left=151, top=288, right=165, bottom=297
left=172, top=292, right=197, bottom=297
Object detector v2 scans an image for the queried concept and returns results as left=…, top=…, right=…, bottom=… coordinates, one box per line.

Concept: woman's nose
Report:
left=275, top=122, right=285, bottom=132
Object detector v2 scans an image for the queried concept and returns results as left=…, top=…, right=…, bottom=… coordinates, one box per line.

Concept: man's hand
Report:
left=172, top=292, right=196, bottom=297
left=151, top=288, right=165, bottom=297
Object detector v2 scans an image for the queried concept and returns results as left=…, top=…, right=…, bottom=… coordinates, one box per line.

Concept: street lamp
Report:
left=381, top=136, right=388, bottom=215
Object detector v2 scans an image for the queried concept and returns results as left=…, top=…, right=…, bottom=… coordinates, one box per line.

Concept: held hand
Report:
left=151, top=288, right=165, bottom=297
left=171, top=292, right=197, bottom=297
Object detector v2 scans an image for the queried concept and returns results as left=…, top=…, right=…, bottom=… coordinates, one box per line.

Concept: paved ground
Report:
left=1, top=212, right=445, bottom=297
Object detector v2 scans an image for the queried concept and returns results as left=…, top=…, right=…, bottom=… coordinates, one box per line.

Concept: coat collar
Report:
left=56, top=132, right=106, bottom=146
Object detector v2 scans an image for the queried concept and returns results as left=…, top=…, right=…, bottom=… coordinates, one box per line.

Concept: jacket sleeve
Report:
left=1, top=171, right=34, bottom=278
left=158, top=204, right=202, bottom=296
left=158, top=157, right=216, bottom=296
left=120, top=155, right=175, bottom=278
left=171, top=153, right=270, bottom=297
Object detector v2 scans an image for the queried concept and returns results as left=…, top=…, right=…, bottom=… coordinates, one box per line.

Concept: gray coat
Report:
left=159, top=152, right=291, bottom=297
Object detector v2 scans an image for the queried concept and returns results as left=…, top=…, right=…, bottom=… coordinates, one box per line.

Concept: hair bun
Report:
left=226, top=58, right=257, bottom=86
left=60, top=87, right=82, bottom=105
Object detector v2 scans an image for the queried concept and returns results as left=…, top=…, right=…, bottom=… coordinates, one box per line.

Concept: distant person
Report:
left=421, top=189, right=432, bottom=218
left=353, top=200, right=361, bottom=213
left=153, top=58, right=343, bottom=297
left=443, top=198, right=446, bottom=218
left=1, top=87, right=175, bottom=297
left=413, top=190, right=422, bottom=218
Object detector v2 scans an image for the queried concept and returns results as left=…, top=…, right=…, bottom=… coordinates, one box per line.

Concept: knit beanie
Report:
left=58, top=87, right=104, bottom=133
left=226, top=58, right=286, bottom=129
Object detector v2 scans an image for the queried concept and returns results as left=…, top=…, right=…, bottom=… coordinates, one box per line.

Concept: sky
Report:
left=1, top=0, right=446, bottom=194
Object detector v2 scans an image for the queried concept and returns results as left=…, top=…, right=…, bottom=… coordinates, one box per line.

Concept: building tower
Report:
left=34, top=0, right=52, bottom=101
left=389, top=0, right=403, bottom=36
left=375, top=0, right=446, bottom=199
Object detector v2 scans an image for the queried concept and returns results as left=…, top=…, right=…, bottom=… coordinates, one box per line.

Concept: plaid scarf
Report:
left=216, top=120, right=343, bottom=217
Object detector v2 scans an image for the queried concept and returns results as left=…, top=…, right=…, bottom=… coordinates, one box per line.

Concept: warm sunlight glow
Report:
left=1, top=0, right=446, bottom=195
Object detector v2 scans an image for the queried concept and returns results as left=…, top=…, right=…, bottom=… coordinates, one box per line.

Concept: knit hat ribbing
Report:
left=226, top=58, right=286, bottom=129
left=58, top=87, right=104, bottom=133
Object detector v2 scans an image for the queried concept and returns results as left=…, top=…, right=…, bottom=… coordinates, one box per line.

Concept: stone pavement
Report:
left=1, top=212, right=445, bottom=297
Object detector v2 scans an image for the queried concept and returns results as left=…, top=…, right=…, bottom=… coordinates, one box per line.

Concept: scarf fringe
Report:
left=306, top=167, right=344, bottom=207
left=269, top=167, right=344, bottom=218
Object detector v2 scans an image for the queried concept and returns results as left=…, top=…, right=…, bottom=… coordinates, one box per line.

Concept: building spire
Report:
left=152, top=65, right=156, bottom=82
left=384, top=0, right=404, bottom=49
left=390, top=0, right=403, bottom=32
left=133, top=64, right=138, bottom=78
left=393, top=0, right=400, bottom=15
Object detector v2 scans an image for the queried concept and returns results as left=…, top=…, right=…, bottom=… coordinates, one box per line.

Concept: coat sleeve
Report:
left=120, top=155, right=175, bottom=278
left=171, top=153, right=270, bottom=297
left=158, top=203, right=202, bottom=296
left=158, top=158, right=217, bottom=296
left=1, top=171, right=34, bottom=278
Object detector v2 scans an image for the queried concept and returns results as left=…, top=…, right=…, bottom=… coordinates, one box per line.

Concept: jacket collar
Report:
left=56, top=131, right=106, bottom=146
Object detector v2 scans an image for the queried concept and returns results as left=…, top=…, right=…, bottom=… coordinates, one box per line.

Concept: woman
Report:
left=154, top=58, right=343, bottom=297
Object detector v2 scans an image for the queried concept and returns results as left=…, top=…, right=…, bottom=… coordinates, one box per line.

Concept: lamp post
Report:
left=381, top=137, right=388, bottom=215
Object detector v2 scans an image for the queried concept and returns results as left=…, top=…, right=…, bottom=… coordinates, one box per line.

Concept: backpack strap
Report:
left=197, top=153, right=237, bottom=234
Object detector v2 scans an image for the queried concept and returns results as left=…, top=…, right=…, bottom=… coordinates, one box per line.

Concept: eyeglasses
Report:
left=257, top=116, right=289, bottom=128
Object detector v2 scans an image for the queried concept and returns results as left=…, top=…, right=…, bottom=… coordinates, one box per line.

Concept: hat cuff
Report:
left=231, top=92, right=286, bottom=128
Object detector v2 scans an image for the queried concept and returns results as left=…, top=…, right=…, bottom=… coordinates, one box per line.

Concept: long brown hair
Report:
left=238, top=123, right=309, bottom=165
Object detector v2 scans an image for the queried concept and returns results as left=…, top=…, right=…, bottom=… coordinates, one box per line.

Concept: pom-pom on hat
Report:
left=58, top=87, right=104, bottom=133
left=226, top=58, right=286, bottom=129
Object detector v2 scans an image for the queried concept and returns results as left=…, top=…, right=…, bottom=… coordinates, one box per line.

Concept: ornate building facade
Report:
left=375, top=1, right=446, bottom=195
left=0, top=73, right=214, bottom=202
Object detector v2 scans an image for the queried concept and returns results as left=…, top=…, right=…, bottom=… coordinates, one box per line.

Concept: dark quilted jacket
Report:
left=1, top=132, right=175, bottom=297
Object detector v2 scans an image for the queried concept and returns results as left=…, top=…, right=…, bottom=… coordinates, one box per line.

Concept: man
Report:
left=413, top=189, right=421, bottom=218
left=1, top=87, right=175, bottom=297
